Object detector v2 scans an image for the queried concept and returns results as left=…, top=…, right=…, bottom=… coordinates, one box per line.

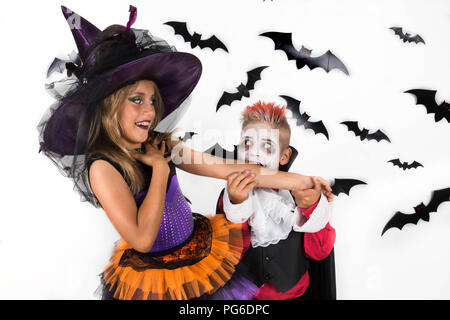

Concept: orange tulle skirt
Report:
left=99, top=213, right=246, bottom=300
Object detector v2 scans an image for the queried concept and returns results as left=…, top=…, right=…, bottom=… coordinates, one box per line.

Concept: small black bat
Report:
left=331, top=179, right=367, bottom=196
left=388, top=159, right=423, bottom=171
left=341, top=121, right=391, bottom=143
left=382, top=188, right=450, bottom=236
left=280, top=95, right=329, bottom=140
left=260, top=31, right=349, bottom=75
left=178, top=131, right=198, bottom=142
left=204, top=143, right=238, bottom=160
left=389, top=27, right=425, bottom=44
left=164, top=21, right=228, bottom=52
left=404, top=89, right=450, bottom=123
left=47, top=50, right=80, bottom=78
left=216, top=66, right=268, bottom=111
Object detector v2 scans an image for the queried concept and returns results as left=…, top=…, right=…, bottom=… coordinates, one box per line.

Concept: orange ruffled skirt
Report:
left=99, top=213, right=248, bottom=300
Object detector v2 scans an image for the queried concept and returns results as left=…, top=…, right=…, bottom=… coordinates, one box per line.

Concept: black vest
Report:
left=237, top=228, right=309, bottom=293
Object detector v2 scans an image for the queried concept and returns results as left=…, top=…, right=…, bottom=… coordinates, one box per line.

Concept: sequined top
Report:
left=87, top=155, right=194, bottom=253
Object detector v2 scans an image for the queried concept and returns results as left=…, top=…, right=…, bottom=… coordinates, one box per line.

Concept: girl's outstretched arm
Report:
left=173, top=143, right=331, bottom=195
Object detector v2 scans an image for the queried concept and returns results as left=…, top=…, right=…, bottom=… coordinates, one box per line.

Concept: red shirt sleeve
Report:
left=300, top=201, right=336, bottom=261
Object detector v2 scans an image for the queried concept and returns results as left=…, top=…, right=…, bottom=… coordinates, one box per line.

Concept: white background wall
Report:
left=1, top=0, right=449, bottom=299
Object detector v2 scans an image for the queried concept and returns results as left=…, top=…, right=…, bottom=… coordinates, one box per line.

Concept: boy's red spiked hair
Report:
left=241, top=101, right=291, bottom=150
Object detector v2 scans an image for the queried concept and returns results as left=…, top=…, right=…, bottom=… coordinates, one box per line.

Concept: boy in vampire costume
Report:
left=215, top=101, right=336, bottom=300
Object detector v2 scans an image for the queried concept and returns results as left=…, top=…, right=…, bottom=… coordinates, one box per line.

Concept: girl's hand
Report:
left=132, top=140, right=172, bottom=169
left=227, top=170, right=257, bottom=204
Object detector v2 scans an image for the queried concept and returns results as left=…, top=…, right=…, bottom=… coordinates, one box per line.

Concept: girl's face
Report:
left=118, top=80, right=157, bottom=149
left=237, top=121, right=281, bottom=170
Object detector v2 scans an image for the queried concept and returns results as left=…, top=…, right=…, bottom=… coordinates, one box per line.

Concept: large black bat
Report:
left=404, top=89, right=450, bottom=123
left=164, top=21, right=228, bottom=52
left=389, top=27, right=425, bottom=44
left=382, top=188, right=450, bottom=236
left=280, top=95, right=329, bottom=140
left=388, top=158, right=423, bottom=171
left=331, top=179, right=367, bottom=196
left=47, top=50, right=81, bottom=78
left=216, top=66, right=268, bottom=111
left=341, top=121, right=391, bottom=143
left=260, top=31, right=349, bottom=75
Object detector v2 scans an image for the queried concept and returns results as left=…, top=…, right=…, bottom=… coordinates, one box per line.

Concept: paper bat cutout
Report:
left=341, top=121, right=391, bottom=143
left=404, top=89, right=450, bottom=123
left=216, top=66, right=268, bottom=111
left=280, top=95, right=329, bottom=140
left=331, top=179, right=367, bottom=196
left=204, top=143, right=238, bottom=159
left=178, top=131, right=198, bottom=142
left=47, top=50, right=81, bottom=78
left=382, top=188, right=450, bottom=236
left=388, top=159, right=423, bottom=171
left=164, top=21, right=228, bottom=52
left=389, top=27, right=425, bottom=44
left=260, top=31, right=349, bottom=75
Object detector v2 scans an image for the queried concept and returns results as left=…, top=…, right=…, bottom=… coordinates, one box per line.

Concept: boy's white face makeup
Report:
left=237, top=122, right=281, bottom=170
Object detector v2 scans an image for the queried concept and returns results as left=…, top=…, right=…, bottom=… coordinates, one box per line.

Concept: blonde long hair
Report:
left=86, top=80, right=175, bottom=195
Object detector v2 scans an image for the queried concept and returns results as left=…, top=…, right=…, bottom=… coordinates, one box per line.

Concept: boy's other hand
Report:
left=227, top=170, right=257, bottom=204
left=293, top=177, right=333, bottom=208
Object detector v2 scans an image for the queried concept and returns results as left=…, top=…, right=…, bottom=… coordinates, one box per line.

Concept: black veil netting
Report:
left=37, top=28, right=179, bottom=207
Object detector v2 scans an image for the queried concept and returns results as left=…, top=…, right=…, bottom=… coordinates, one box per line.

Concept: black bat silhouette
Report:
left=341, top=121, right=391, bottom=143
left=404, top=89, right=450, bottom=123
left=179, top=131, right=198, bottom=142
left=47, top=50, right=81, bottom=78
left=216, top=66, right=268, bottom=111
left=388, top=159, right=423, bottom=171
left=390, top=27, right=425, bottom=44
left=164, top=21, right=228, bottom=52
left=382, top=188, right=450, bottom=236
left=280, top=95, right=329, bottom=140
left=204, top=143, right=238, bottom=160
left=260, top=31, right=349, bottom=75
left=331, top=179, right=367, bottom=196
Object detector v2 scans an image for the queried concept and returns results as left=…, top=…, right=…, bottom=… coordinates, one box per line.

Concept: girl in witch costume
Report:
left=38, top=6, right=334, bottom=300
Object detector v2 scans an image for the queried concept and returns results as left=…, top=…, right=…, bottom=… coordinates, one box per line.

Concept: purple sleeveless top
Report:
left=134, top=163, right=194, bottom=253
left=87, top=155, right=194, bottom=253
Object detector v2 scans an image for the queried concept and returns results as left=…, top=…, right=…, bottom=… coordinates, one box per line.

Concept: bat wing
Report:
left=164, top=21, right=193, bottom=43
left=405, top=89, right=439, bottom=115
left=303, top=120, right=329, bottom=140
left=204, top=143, right=237, bottom=160
left=306, top=50, right=349, bottom=75
left=47, top=57, right=67, bottom=77
left=390, top=27, right=406, bottom=40
left=259, top=32, right=301, bottom=61
left=426, top=188, right=450, bottom=213
left=408, top=34, right=425, bottom=44
left=408, top=161, right=423, bottom=169
left=388, top=158, right=402, bottom=168
left=280, top=95, right=302, bottom=120
left=381, top=210, right=422, bottom=236
left=341, top=121, right=362, bottom=137
left=180, top=131, right=197, bottom=142
left=198, top=35, right=228, bottom=52
left=367, top=129, right=391, bottom=143
left=216, top=91, right=243, bottom=111
left=332, top=178, right=367, bottom=196
left=245, top=66, right=268, bottom=91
